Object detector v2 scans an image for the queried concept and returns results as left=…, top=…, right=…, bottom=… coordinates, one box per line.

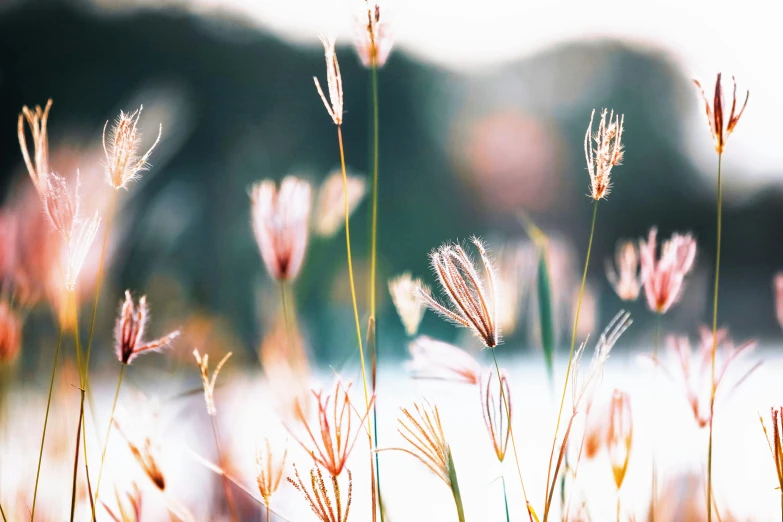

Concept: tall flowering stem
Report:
left=490, top=350, right=521, bottom=522
left=544, top=199, right=598, bottom=521
left=695, top=73, right=748, bottom=522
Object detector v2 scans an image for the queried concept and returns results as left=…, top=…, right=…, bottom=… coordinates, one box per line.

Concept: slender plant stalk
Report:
left=447, top=449, right=466, bottom=522
left=501, top=474, right=511, bottom=522
left=651, top=314, right=662, bottom=522
left=94, top=363, right=126, bottom=505
left=543, top=200, right=599, bottom=522
left=0, top=500, right=6, bottom=522
left=70, top=388, right=85, bottom=522
left=707, top=153, right=723, bottom=522
left=30, top=327, right=64, bottom=522
left=616, top=496, right=621, bottom=522
left=544, top=414, right=576, bottom=518
left=210, top=415, right=238, bottom=522
left=266, top=504, right=271, bottom=522
left=491, top=348, right=531, bottom=512
left=337, top=125, right=376, bottom=521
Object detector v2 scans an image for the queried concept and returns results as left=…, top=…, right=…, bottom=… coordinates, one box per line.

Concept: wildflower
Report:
left=193, top=349, right=232, bottom=416
left=290, top=381, right=373, bottom=477
left=314, top=169, right=367, bottom=238
left=774, top=273, right=783, bottom=329
left=655, top=326, right=758, bottom=428
left=389, top=272, right=427, bottom=336
left=406, top=336, right=481, bottom=384
left=605, top=240, right=642, bottom=301
left=479, top=369, right=511, bottom=462
left=353, top=0, right=393, bottom=68
left=256, top=438, right=288, bottom=508
left=314, top=35, right=344, bottom=126
left=584, top=108, right=624, bottom=200
left=102, top=482, right=142, bottom=522
left=0, top=299, right=22, bottom=364
left=694, top=74, right=748, bottom=155
left=250, top=176, right=312, bottom=281
left=639, top=228, right=697, bottom=314
left=103, top=106, right=162, bottom=190
left=417, top=237, right=500, bottom=348
left=40, top=171, right=102, bottom=291
left=114, top=290, right=180, bottom=365
left=288, top=464, right=352, bottom=522
left=391, top=401, right=452, bottom=486
left=113, top=416, right=166, bottom=491
left=760, top=407, right=783, bottom=494
left=17, top=99, right=53, bottom=195
left=572, top=311, right=632, bottom=413
left=607, top=389, right=632, bottom=490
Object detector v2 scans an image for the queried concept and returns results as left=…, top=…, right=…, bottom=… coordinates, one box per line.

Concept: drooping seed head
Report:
left=103, top=106, right=162, bottom=190
left=353, top=0, right=394, bottom=68
left=115, top=290, right=180, bottom=365
left=694, top=73, right=748, bottom=155
left=389, top=401, right=452, bottom=487
left=314, top=35, right=344, bottom=126
left=417, top=237, right=501, bottom=348
left=389, top=272, right=427, bottom=337
left=406, top=335, right=481, bottom=384
left=639, top=228, right=697, bottom=314
left=584, top=108, right=625, bottom=200
left=288, top=464, right=353, bottom=522
left=605, top=240, right=642, bottom=302
left=479, top=368, right=511, bottom=462
left=250, top=176, right=312, bottom=282
left=17, top=99, right=53, bottom=195
left=606, top=389, right=632, bottom=490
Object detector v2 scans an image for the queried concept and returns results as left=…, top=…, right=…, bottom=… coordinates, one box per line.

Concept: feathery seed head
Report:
left=250, top=176, right=312, bottom=281
left=354, top=0, right=394, bottom=68
left=390, top=401, right=452, bottom=486
left=607, top=389, right=633, bottom=490
left=193, top=349, right=232, bottom=416
left=639, top=228, right=697, bottom=314
left=115, top=290, right=180, bottom=365
left=479, top=369, right=511, bottom=462
left=572, top=311, right=632, bottom=412
left=288, top=464, right=353, bottom=522
left=290, top=381, right=373, bottom=477
left=417, top=237, right=501, bottom=348
left=103, top=106, right=162, bottom=190
left=314, top=35, right=344, bottom=126
left=760, top=407, right=783, bottom=490
left=389, top=272, right=427, bottom=336
left=314, top=169, right=367, bottom=238
left=584, top=108, right=625, bottom=200
left=18, top=99, right=53, bottom=195
left=113, top=414, right=166, bottom=491
left=256, top=437, right=288, bottom=507
left=694, top=73, right=748, bottom=155
left=605, top=240, right=643, bottom=302
left=406, top=336, right=481, bottom=384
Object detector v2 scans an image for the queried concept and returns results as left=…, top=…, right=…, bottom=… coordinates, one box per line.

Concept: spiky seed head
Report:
left=103, top=106, right=162, bottom=190
left=584, top=108, right=624, bottom=200
left=353, top=0, right=394, bottom=68
left=115, top=290, right=180, bottom=365
left=193, top=349, right=232, bottom=416
left=606, top=389, right=633, bottom=490
left=479, top=369, right=511, bottom=462
left=389, top=272, right=427, bottom=336
left=605, top=240, right=643, bottom=302
left=18, top=99, right=53, bottom=195
left=406, top=335, right=481, bottom=384
left=694, top=73, right=748, bottom=155
left=314, top=35, right=344, bottom=126
left=639, top=228, right=697, bottom=314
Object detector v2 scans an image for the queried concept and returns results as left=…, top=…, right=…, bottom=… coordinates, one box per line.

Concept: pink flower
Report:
left=639, top=228, right=696, bottom=314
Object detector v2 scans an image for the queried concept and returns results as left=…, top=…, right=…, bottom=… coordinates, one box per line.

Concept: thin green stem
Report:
left=651, top=314, right=661, bottom=522
left=543, top=200, right=598, bottom=522
left=447, top=449, right=466, bottom=522
left=70, top=388, right=85, bottom=522
left=31, top=327, right=64, bottom=522
left=491, top=348, right=530, bottom=509
left=337, top=124, right=376, bottom=522
left=501, top=474, right=510, bottom=522
left=94, top=363, right=126, bottom=506
left=707, top=153, right=723, bottom=522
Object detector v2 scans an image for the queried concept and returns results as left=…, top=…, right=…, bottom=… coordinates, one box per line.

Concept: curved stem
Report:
left=707, top=153, right=723, bottom=522
left=31, top=328, right=64, bottom=522
left=543, top=200, right=598, bottom=522
left=337, top=125, right=376, bottom=522
left=491, top=349, right=531, bottom=513
left=94, top=363, right=126, bottom=506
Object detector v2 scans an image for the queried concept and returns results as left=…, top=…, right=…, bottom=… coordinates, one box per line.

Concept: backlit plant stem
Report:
left=30, top=327, right=64, bottom=522
left=501, top=470, right=511, bottom=522
left=544, top=200, right=599, bottom=522
left=651, top=314, right=662, bottom=522
left=491, top=347, right=531, bottom=516
left=337, top=124, right=377, bottom=521
left=211, top=414, right=238, bottom=522
left=69, top=388, right=85, bottom=522
left=707, top=153, right=723, bottom=522
left=94, top=363, right=126, bottom=504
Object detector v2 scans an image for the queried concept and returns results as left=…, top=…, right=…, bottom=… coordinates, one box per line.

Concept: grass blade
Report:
left=447, top=448, right=466, bottom=522
left=537, top=247, right=555, bottom=386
